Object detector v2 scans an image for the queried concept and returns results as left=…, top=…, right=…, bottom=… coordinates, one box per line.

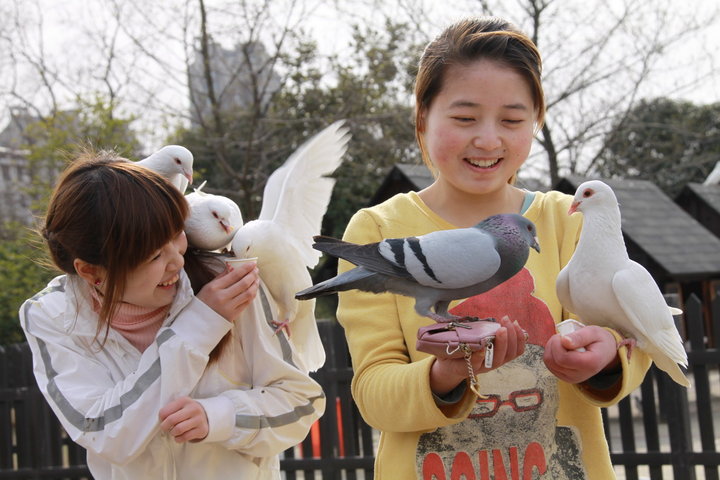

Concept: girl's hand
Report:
left=543, top=325, right=620, bottom=384
left=196, top=261, right=260, bottom=322
left=159, top=396, right=209, bottom=443
left=430, top=316, right=527, bottom=396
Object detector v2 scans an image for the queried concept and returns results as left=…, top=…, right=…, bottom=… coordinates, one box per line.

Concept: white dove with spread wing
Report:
left=185, top=182, right=243, bottom=251
left=231, top=120, right=351, bottom=371
left=556, top=180, right=690, bottom=387
left=137, top=145, right=194, bottom=193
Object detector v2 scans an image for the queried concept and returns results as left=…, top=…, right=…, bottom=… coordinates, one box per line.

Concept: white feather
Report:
left=704, top=160, right=720, bottom=185
left=231, top=121, right=351, bottom=371
left=137, top=145, right=194, bottom=193
left=185, top=185, right=243, bottom=251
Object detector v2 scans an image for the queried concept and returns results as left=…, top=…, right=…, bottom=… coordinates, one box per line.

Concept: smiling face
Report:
left=420, top=59, right=536, bottom=198
left=118, top=231, right=187, bottom=308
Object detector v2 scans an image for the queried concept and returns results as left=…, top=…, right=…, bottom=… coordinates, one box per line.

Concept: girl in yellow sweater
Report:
left=336, top=17, right=650, bottom=479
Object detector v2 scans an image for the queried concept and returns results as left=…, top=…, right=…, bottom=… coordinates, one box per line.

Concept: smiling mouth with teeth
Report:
left=466, top=158, right=501, bottom=168
left=158, top=274, right=179, bottom=287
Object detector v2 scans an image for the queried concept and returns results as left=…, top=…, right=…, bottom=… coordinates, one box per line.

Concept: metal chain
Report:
left=462, top=345, right=484, bottom=398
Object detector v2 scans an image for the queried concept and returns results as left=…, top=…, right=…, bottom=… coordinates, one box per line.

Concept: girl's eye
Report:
left=504, top=119, right=524, bottom=124
left=452, top=116, right=474, bottom=123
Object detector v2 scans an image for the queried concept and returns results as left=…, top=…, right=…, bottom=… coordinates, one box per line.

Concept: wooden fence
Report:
left=1, top=293, right=718, bottom=479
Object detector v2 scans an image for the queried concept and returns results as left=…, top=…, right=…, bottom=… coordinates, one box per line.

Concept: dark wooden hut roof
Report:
left=369, top=163, right=434, bottom=206
left=675, top=183, right=720, bottom=240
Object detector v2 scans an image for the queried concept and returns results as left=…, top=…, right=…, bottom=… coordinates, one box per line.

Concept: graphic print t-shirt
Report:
left=415, top=268, right=588, bottom=480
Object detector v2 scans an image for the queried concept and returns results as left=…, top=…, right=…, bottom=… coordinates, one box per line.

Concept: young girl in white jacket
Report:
left=19, top=150, right=325, bottom=479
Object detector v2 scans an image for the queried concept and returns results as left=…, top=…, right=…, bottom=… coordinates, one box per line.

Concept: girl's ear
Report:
left=73, top=259, right=105, bottom=286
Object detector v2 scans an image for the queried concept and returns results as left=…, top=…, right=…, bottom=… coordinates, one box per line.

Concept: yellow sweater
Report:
left=336, top=190, right=650, bottom=480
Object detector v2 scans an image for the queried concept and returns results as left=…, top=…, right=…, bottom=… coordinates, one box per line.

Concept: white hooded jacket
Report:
left=20, top=271, right=325, bottom=479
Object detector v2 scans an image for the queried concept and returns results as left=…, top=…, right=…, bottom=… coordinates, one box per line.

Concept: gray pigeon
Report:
left=295, top=214, right=540, bottom=322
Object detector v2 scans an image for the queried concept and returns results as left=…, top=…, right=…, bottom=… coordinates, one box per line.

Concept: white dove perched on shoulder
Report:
left=231, top=120, right=351, bottom=371
left=556, top=180, right=690, bottom=387
left=296, top=213, right=540, bottom=322
left=185, top=182, right=243, bottom=251
left=137, top=145, right=194, bottom=193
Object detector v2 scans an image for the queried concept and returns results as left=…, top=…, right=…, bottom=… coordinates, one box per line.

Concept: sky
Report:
left=2, top=0, right=719, bottom=152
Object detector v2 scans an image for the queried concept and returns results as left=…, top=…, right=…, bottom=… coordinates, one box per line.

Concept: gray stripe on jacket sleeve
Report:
left=24, top=286, right=175, bottom=433
left=234, top=393, right=325, bottom=429
left=258, top=287, right=297, bottom=368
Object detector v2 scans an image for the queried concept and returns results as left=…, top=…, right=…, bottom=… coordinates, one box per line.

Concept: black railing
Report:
left=1, top=292, right=719, bottom=479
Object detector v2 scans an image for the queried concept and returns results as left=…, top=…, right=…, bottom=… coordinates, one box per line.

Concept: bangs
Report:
left=93, top=162, right=188, bottom=271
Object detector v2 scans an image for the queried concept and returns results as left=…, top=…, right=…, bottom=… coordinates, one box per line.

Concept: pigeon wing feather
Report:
left=258, top=121, right=350, bottom=268
left=555, top=266, right=579, bottom=316
left=389, top=228, right=501, bottom=288
left=312, top=236, right=413, bottom=279
left=611, top=263, right=688, bottom=366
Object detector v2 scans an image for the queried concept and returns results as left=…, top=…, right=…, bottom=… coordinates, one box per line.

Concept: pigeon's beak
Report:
left=531, top=236, right=540, bottom=253
left=220, top=221, right=233, bottom=234
left=185, top=171, right=193, bottom=185
left=568, top=201, right=580, bottom=215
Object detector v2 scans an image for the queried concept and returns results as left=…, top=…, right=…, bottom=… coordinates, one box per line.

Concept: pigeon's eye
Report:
left=174, top=158, right=182, bottom=165
left=583, top=189, right=593, bottom=198
left=212, top=212, right=219, bottom=219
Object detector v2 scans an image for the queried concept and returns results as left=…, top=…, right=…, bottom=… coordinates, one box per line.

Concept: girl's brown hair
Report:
left=43, top=149, right=189, bottom=343
left=414, top=17, right=545, bottom=175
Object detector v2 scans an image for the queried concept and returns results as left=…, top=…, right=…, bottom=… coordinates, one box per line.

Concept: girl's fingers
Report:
left=197, top=266, right=260, bottom=321
left=212, top=262, right=256, bottom=288
left=169, top=418, right=206, bottom=443
left=222, top=269, right=259, bottom=299
left=158, top=398, right=208, bottom=442
left=490, top=326, right=508, bottom=368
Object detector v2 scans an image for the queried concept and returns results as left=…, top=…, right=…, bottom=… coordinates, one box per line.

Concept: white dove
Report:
left=704, top=160, right=720, bottom=185
left=231, top=120, right=351, bottom=372
left=185, top=182, right=243, bottom=251
left=556, top=180, right=690, bottom=387
left=137, top=145, right=194, bottom=193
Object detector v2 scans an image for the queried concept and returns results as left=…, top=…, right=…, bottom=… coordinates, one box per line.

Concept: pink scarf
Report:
left=90, top=287, right=170, bottom=352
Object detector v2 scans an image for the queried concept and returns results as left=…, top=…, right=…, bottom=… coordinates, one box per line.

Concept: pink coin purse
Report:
left=416, top=317, right=501, bottom=359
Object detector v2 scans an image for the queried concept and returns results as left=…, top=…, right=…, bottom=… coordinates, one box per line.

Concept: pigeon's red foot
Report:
left=272, top=320, right=291, bottom=337
left=617, top=338, right=636, bottom=360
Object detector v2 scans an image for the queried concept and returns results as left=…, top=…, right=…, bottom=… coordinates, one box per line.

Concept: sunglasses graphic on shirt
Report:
left=468, top=388, right=544, bottom=418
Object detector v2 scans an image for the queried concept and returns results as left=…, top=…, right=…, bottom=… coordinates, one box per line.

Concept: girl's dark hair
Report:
left=43, top=149, right=188, bottom=342
left=183, top=250, right=233, bottom=363
left=415, top=17, right=545, bottom=173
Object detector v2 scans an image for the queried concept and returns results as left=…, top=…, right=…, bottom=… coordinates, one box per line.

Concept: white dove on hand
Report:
left=230, top=120, right=351, bottom=372
left=296, top=213, right=540, bottom=322
left=137, top=145, right=194, bottom=193
left=556, top=180, right=690, bottom=387
left=185, top=182, right=243, bottom=251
